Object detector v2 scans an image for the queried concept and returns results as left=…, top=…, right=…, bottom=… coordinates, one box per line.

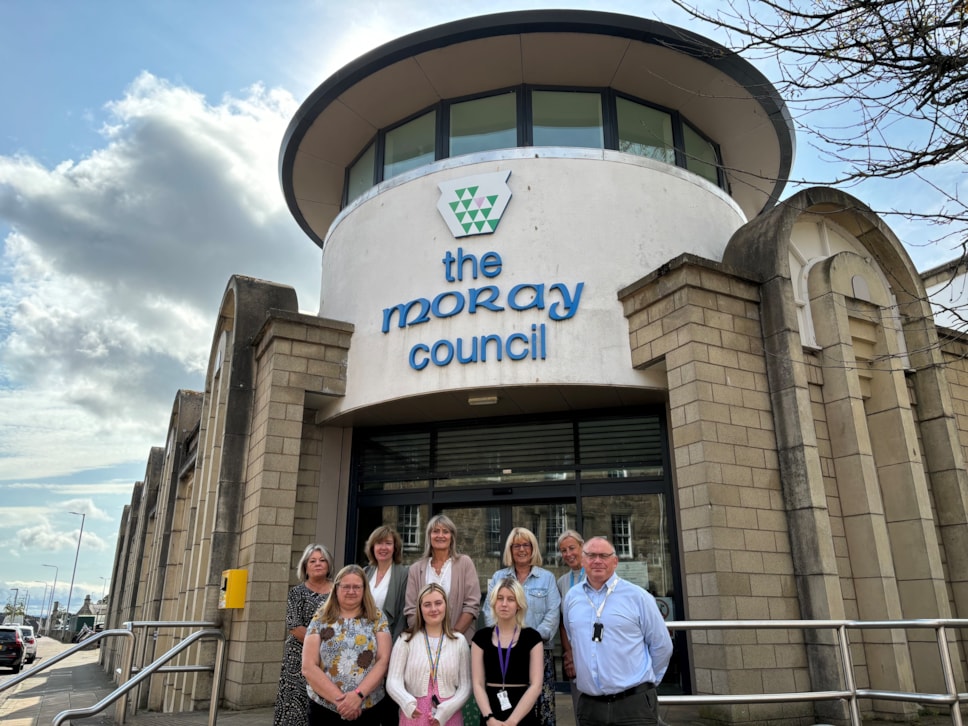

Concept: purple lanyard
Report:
left=494, top=625, right=517, bottom=686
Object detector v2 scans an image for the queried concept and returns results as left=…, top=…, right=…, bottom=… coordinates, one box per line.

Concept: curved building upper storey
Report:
left=279, top=11, right=795, bottom=422
left=282, top=11, right=794, bottom=245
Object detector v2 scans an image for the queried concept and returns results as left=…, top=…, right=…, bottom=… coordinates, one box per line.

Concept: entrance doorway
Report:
left=348, top=408, right=686, bottom=691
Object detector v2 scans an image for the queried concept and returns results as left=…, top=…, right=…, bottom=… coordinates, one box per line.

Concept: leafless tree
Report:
left=672, top=0, right=968, bottom=306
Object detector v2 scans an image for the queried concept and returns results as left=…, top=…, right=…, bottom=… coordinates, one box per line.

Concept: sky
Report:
left=0, top=0, right=964, bottom=618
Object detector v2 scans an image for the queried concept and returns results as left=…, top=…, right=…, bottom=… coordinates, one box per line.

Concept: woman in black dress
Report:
left=471, top=578, right=543, bottom=726
left=273, top=543, right=334, bottom=726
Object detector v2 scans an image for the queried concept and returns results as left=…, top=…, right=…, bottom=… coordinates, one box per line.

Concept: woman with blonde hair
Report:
left=484, top=528, right=559, bottom=726
left=471, top=579, right=543, bottom=726
left=387, top=583, right=472, bottom=726
left=274, top=544, right=334, bottom=726
left=303, top=565, right=391, bottom=726
left=404, top=514, right=481, bottom=643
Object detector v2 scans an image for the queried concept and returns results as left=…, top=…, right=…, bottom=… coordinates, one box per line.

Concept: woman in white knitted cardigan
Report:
left=387, top=583, right=472, bottom=726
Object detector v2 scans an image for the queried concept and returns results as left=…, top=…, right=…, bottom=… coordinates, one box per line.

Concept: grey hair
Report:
left=297, top=543, right=334, bottom=582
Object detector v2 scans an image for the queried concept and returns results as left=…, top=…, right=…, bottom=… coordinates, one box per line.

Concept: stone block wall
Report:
left=621, top=255, right=811, bottom=724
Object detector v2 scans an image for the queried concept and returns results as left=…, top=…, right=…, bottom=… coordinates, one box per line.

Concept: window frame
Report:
left=340, top=84, right=725, bottom=208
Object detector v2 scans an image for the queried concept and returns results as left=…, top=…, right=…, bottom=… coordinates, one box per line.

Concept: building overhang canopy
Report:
left=281, top=10, right=795, bottom=248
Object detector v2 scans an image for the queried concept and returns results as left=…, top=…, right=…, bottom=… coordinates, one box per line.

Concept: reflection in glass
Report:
left=356, top=504, right=430, bottom=565
left=450, top=93, right=517, bottom=156
left=580, top=493, right=672, bottom=598
left=616, top=97, right=675, bottom=164
left=346, top=143, right=376, bottom=204
left=683, top=123, right=720, bottom=185
left=532, top=91, right=604, bottom=148
left=384, top=111, right=436, bottom=180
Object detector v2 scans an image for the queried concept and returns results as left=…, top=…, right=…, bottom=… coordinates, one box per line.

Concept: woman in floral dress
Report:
left=302, top=564, right=392, bottom=726
left=274, top=544, right=334, bottom=726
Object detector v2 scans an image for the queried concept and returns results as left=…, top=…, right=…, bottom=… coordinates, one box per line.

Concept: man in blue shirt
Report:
left=562, top=536, right=673, bottom=726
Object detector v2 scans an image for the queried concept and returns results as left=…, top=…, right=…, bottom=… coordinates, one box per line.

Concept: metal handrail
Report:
left=116, top=620, right=220, bottom=723
left=51, top=628, right=225, bottom=726
left=0, top=629, right=134, bottom=694
left=661, top=618, right=968, bottom=726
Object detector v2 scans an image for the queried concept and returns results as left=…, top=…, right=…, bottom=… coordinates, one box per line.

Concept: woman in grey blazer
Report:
left=363, top=525, right=410, bottom=641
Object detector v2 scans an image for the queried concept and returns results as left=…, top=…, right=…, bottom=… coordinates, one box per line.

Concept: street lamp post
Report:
left=64, top=511, right=86, bottom=636
left=37, top=582, right=49, bottom=622
left=9, top=587, right=19, bottom=616
left=43, top=564, right=58, bottom=634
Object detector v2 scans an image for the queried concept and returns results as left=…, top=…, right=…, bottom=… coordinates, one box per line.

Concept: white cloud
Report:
left=13, top=517, right=110, bottom=553
left=0, top=72, right=321, bottom=481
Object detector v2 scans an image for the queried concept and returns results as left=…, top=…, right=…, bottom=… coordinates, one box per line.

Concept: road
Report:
left=0, top=634, right=82, bottom=708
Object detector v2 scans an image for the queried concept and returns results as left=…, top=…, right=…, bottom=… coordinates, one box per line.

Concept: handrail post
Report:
left=208, top=631, right=227, bottom=726
left=836, top=623, right=861, bottom=726
left=935, top=625, right=964, bottom=726
left=115, top=621, right=136, bottom=724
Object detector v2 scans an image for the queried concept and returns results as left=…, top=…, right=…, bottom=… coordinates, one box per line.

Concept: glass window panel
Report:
left=683, top=123, right=720, bottom=185
left=578, top=417, right=664, bottom=472
left=346, top=143, right=376, bottom=204
left=616, top=97, right=675, bottom=165
left=398, top=505, right=423, bottom=552
left=435, top=421, right=575, bottom=487
left=384, top=111, right=437, bottom=180
left=450, top=92, right=518, bottom=156
left=436, top=504, right=504, bottom=595
left=532, top=90, right=604, bottom=148
left=356, top=430, right=431, bottom=491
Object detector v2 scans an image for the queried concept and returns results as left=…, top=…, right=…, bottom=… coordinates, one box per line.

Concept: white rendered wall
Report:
left=317, top=150, right=746, bottom=415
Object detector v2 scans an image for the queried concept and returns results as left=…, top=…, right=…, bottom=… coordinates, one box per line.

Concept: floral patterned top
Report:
left=305, top=610, right=389, bottom=711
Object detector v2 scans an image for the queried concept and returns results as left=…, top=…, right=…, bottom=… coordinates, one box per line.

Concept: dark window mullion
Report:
left=602, top=88, right=618, bottom=150
left=520, top=84, right=533, bottom=146
left=670, top=111, right=686, bottom=169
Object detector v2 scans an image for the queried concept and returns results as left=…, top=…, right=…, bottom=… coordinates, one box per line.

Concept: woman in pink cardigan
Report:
left=404, top=514, right=481, bottom=643
left=387, top=583, right=472, bottom=726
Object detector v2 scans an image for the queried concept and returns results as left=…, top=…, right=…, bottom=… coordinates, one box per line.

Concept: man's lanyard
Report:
left=424, top=632, right=444, bottom=693
left=495, top=625, right=517, bottom=687
left=584, top=576, right=619, bottom=620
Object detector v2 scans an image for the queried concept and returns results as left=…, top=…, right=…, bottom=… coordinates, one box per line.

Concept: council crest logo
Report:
left=437, top=170, right=512, bottom=238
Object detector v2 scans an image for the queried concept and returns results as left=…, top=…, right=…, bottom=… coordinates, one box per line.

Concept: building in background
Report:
left=103, top=10, right=968, bottom=723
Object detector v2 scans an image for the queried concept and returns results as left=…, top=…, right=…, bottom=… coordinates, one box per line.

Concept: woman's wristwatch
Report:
left=355, top=688, right=365, bottom=700
left=482, top=714, right=494, bottom=722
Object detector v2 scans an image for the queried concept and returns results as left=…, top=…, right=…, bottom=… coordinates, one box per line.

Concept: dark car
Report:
left=0, top=625, right=25, bottom=672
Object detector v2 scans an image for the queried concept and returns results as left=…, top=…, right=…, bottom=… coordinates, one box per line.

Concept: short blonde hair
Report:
left=487, top=577, right=528, bottom=628
left=556, top=529, right=584, bottom=550
left=502, top=527, right=541, bottom=567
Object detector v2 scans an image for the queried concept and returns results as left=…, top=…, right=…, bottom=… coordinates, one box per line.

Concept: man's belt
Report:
left=583, top=682, right=655, bottom=703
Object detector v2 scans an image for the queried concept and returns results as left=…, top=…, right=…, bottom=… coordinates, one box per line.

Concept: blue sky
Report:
left=0, top=0, right=962, bottom=617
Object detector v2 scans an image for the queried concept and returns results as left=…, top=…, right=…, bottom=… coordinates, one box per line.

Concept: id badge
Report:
left=497, top=689, right=512, bottom=711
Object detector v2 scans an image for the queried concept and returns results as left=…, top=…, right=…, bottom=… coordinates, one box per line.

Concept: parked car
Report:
left=0, top=625, right=24, bottom=672
left=17, top=624, right=37, bottom=663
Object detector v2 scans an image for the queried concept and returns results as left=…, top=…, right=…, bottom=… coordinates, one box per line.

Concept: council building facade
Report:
left=103, top=11, right=968, bottom=724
